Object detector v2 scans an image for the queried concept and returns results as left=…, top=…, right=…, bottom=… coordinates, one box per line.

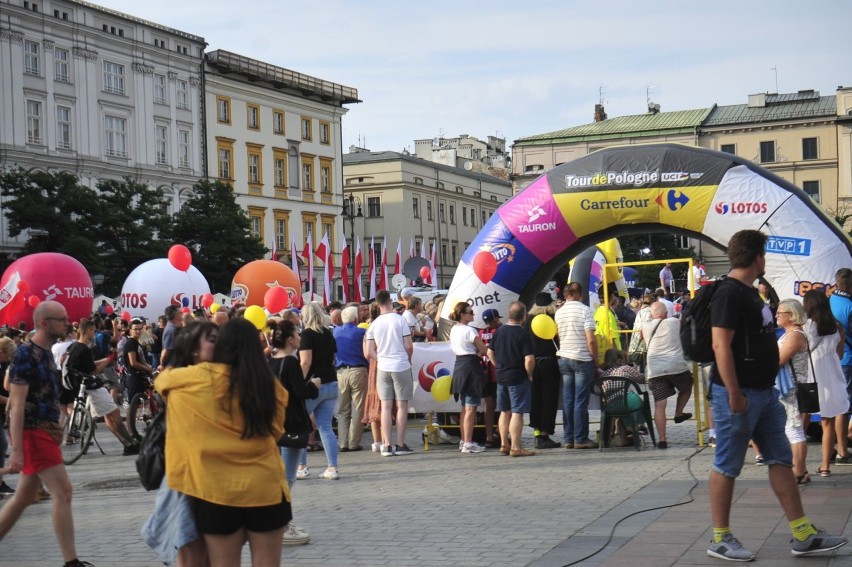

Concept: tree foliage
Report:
left=619, top=232, right=695, bottom=291
left=171, top=179, right=266, bottom=293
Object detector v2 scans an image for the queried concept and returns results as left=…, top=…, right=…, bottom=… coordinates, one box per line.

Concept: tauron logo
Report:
left=714, top=202, right=768, bottom=215
left=656, top=190, right=690, bottom=211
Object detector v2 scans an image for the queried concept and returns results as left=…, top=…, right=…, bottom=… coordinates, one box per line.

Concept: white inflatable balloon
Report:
left=120, top=258, right=211, bottom=322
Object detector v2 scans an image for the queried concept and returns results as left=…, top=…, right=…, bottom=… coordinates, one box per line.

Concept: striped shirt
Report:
left=555, top=300, right=596, bottom=361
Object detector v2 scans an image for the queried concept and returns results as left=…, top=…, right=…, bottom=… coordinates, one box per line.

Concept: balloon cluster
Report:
left=17, top=280, right=40, bottom=308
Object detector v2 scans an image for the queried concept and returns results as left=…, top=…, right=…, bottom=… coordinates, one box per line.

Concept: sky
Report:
left=94, top=0, right=852, bottom=154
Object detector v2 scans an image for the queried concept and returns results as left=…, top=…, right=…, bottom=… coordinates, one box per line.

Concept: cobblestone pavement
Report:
left=1, top=402, right=851, bottom=566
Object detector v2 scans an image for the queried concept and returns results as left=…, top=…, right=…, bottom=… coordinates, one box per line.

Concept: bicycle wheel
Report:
left=127, top=393, right=150, bottom=439
left=78, top=411, right=95, bottom=457
left=61, top=406, right=88, bottom=465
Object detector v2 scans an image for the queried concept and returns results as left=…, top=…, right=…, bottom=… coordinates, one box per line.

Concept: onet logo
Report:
left=655, top=190, right=690, bottom=211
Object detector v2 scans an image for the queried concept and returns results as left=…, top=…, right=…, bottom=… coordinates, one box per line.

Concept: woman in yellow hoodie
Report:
left=157, top=317, right=289, bottom=567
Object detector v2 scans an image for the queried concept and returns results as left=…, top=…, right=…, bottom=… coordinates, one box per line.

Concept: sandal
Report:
left=307, top=442, right=323, bottom=452
left=816, top=468, right=831, bottom=477
left=499, top=445, right=510, bottom=456
left=795, top=471, right=810, bottom=485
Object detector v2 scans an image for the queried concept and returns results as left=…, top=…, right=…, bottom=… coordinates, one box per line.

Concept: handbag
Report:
left=136, top=406, right=166, bottom=491
left=277, top=429, right=309, bottom=449
left=791, top=337, right=820, bottom=414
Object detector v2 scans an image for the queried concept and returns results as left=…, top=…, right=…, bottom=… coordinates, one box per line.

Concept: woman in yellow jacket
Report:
left=157, top=317, right=290, bottom=567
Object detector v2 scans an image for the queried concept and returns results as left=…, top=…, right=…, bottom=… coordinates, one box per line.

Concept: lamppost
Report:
left=342, top=194, right=363, bottom=297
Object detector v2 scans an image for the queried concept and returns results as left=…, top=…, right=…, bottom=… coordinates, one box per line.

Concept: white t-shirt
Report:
left=449, top=324, right=478, bottom=356
left=52, top=338, right=75, bottom=369
left=642, top=318, right=689, bottom=378
left=402, top=310, right=422, bottom=333
left=689, top=265, right=702, bottom=292
left=365, top=312, right=412, bottom=372
left=658, top=297, right=676, bottom=318
left=554, top=301, right=596, bottom=361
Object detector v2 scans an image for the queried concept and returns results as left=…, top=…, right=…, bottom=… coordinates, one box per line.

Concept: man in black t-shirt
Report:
left=488, top=302, right=536, bottom=457
left=706, top=230, right=846, bottom=561
left=123, top=319, right=154, bottom=405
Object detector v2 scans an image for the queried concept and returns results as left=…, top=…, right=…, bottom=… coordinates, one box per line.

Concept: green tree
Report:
left=171, top=179, right=266, bottom=293
left=0, top=168, right=104, bottom=273
left=619, top=233, right=695, bottom=291
left=95, top=177, right=173, bottom=295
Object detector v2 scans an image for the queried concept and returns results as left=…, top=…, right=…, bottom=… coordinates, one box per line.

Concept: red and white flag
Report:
left=368, top=237, right=377, bottom=300
left=270, top=236, right=278, bottom=262
left=339, top=231, right=350, bottom=304
left=315, top=231, right=331, bottom=305
left=429, top=240, right=437, bottom=286
left=353, top=237, right=363, bottom=303
left=290, top=237, right=302, bottom=307
left=378, top=237, right=388, bottom=291
left=301, top=232, right=314, bottom=298
left=394, top=238, right=403, bottom=277
left=420, top=239, right=427, bottom=261
left=409, top=238, right=415, bottom=260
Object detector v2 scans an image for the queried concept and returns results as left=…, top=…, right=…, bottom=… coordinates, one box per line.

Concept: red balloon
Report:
left=27, top=295, right=40, bottom=308
left=201, top=292, right=215, bottom=308
left=17, top=280, right=29, bottom=292
left=180, top=307, right=191, bottom=314
left=121, top=310, right=132, bottom=322
left=472, top=251, right=498, bottom=284
left=419, top=266, right=430, bottom=279
left=264, top=286, right=289, bottom=313
left=105, top=305, right=114, bottom=315
left=168, top=244, right=192, bottom=272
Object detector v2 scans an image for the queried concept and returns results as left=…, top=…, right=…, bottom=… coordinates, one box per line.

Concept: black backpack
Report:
left=135, top=406, right=166, bottom=491
left=679, top=278, right=725, bottom=363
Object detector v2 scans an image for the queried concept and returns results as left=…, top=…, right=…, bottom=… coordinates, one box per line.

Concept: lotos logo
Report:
left=656, top=190, right=689, bottom=211
left=714, top=201, right=768, bottom=215
left=418, top=361, right=451, bottom=392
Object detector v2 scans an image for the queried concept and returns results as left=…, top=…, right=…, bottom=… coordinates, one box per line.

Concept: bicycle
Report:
left=61, top=379, right=105, bottom=465
left=126, top=371, right=163, bottom=440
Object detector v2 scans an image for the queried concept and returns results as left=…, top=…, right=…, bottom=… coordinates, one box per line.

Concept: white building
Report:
left=413, top=134, right=511, bottom=180
left=0, top=0, right=208, bottom=256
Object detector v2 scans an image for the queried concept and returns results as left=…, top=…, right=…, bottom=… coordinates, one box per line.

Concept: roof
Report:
left=514, top=108, right=711, bottom=147
left=342, top=151, right=512, bottom=186
left=71, top=0, right=205, bottom=43
left=703, top=95, right=837, bottom=127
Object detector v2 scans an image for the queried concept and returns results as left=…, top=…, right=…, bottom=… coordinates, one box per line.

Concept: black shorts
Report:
left=193, top=494, right=292, bottom=535
left=482, top=380, right=497, bottom=399
left=59, top=387, right=76, bottom=405
left=124, top=372, right=149, bottom=401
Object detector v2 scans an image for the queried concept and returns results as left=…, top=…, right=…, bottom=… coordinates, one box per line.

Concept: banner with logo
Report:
left=439, top=144, right=852, bottom=337
left=409, top=342, right=470, bottom=414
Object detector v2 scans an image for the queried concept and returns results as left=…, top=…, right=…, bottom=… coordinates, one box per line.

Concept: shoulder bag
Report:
left=136, top=405, right=167, bottom=491
left=792, top=337, right=820, bottom=414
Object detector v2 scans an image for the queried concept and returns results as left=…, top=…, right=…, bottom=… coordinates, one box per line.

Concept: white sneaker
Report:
left=461, top=442, right=485, bottom=454
left=282, top=523, right=310, bottom=546
left=318, top=469, right=339, bottom=480
left=296, top=467, right=310, bottom=479
left=459, top=440, right=465, bottom=452
left=371, top=442, right=381, bottom=452
left=380, top=444, right=394, bottom=457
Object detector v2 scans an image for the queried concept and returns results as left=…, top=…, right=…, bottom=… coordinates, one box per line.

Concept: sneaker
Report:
left=380, top=444, right=394, bottom=457
left=534, top=436, right=561, bottom=449
left=707, top=533, right=756, bottom=562
left=459, top=440, right=465, bottom=452
left=282, top=524, right=310, bottom=546
left=708, top=437, right=716, bottom=448
left=318, top=469, right=339, bottom=480
left=0, top=482, right=14, bottom=495
left=296, top=467, right=310, bottom=479
left=122, top=444, right=140, bottom=456
left=791, top=528, right=848, bottom=556
left=461, top=442, right=485, bottom=454
left=834, top=453, right=852, bottom=465
left=573, top=439, right=597, bottom=449
left=755, top=455, right=765, bottom=466
left=371, top=442, right=381, bottom=452
left=394, top=444, right=414, bottom=455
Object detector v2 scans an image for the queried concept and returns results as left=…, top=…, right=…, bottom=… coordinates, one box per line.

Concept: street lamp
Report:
left=342, top=194, right=363, bottom=297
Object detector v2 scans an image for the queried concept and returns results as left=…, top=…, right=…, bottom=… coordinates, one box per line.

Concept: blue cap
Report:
left=482, top=308, right=501, bottom=321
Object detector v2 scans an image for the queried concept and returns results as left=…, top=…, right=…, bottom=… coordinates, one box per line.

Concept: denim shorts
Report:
left=709, top=382, right=792, bottom=478
left=496, top=380, right=532, bottom=414
left=461, top=393, right=481, bottom=407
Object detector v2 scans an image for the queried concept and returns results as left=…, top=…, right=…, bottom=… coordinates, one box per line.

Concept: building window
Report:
left=274, top=157, right=286, bottom=187
left=414, top=177, right=423, bottom=185
left=155, top=125, right=168, bottom=165
left=413, top=197, right=420, bottom=218
left=320, top=162, right=331, bottom=193
left=301, top=117, right=312, bottom=140
left=154, top=74, right=167, bottom=104
left=217, top=97, right=230, bottom=124
left=248, top=150, right=262, bottom=185
left=441, top=244, right=448, bottom=266
left=759, top=141, right=775, bottom=163
left=176, top=80, right=189, bottom=109
left=367, top=197, right=381, bottom=217
left=249, top=215, right=261, bottom=239
left=462, top=206, right=467, bottom=225
left=103, top=61, right=125, bottom=95
left=178, top=129, right=190, bottom=168
left=427, top=200, right=433, bottom=220
left=275, top=216, right=288, bottom=252
left=54, top=47, right=69, bottom=82
left=439, top=203, right=445, bottom=223
left=720, top=144, right=736, bottom=155
left=104, top=115, right=127, bottom=157
left=26, top=100, right=41, bottom=144
left=470, top=209, right=476, bottom=227
left=273, top=110, right=284, bottom=135
left=802, top=137, right=818, bottom=161
left=217, top=141, right=233, bottom=180
left=56, top=105, right=71, bottom=149
left=319, top=121, right=330, bottom=145
left=451, top=244, right=457, bottom=265
left=481, top=210, right=487, bottom=226
left=302, top=160, right=313, bottom=191
left=24, top=41, right=40, bottom=76
left=449, top=205, right=455, bottom=224
left=802, top=180, right=820, bottom=203
left=247, top=104, right=260, bottom=130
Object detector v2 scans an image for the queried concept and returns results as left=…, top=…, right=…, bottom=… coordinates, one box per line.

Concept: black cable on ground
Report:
left=560, top=446, right=706, bottom=567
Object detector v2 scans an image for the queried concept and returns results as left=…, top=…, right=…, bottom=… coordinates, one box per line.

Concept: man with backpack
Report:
left=704, top=229, right=846, bottom=561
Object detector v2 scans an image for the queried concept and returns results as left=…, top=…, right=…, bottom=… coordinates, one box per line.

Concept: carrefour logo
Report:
left=715, top=202, right=768, bottom=215
left=655, top=190, right=690, bottom=211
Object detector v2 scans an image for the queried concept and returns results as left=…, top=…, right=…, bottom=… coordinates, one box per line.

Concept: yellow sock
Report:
left=790, top=516, right=817, bottom=541
left=534, top=429, right=541, bottom=437
left=713, top=527, right=732, bottom=544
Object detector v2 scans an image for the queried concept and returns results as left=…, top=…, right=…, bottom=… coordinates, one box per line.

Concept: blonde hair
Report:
left=301, top=302, right=329, bottom=333
left=0, top=336, right=16, bottom=359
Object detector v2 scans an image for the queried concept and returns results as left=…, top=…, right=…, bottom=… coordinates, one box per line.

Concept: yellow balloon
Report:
left=431, top=375, right=453, bottom=403
left=531, top=314, right=557, bottom=340
left=244, top=305, right=268, bottom=330
left=210, top=302, right=221, bottom=314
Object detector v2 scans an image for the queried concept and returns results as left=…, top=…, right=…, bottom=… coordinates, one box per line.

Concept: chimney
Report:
left=594, top=104, right=607, bottom=122
left=648, top=102, right=661, bottom=114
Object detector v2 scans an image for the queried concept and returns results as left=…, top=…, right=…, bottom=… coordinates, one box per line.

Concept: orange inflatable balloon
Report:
left=231, top=260, right=301, bottom=309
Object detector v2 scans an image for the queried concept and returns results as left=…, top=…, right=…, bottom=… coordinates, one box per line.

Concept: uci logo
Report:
left=655, top=190, right=689, bottom=211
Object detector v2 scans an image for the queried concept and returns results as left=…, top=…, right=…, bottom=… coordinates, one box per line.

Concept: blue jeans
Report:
left=558, top=357, right=595, bottom=443
left=301, top=382, right=339, bottom=468
left=0, top=425, right=7, bottom=470
left=843, top=365, right=852, bottom=414
left=709, top=382, right=791, bottom=478
left=281, top=447, right=301, bottom=488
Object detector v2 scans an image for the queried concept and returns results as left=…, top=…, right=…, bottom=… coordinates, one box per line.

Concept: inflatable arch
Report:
left=439, top=143, right=852, bottom=335
left=568, top=238, right=628, bottom=308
